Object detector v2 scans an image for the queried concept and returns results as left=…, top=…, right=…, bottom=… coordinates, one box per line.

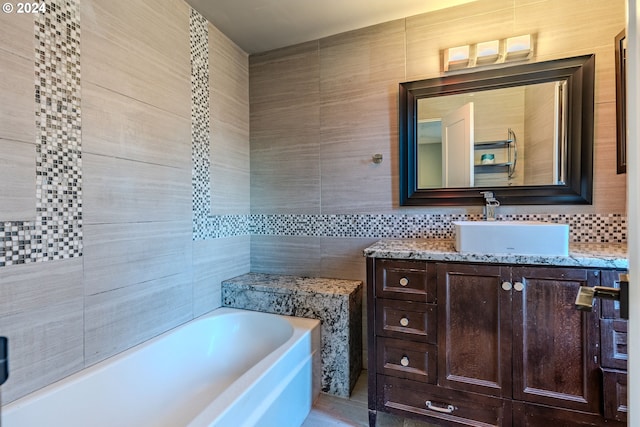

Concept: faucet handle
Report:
left=480, top=191, right=495, bottom=200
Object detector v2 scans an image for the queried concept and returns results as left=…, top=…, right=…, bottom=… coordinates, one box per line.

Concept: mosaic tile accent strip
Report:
left=190, top=9, right=250, bottom=241
left=1, top=0, right=82, bottom=268
left=190, top=8, right=212, bottom=240
left=250, top=213, right=627, bottom=243
left=194, top=215, right=251, bottom=240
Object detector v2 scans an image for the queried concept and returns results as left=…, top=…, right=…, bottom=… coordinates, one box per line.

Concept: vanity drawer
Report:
left=376, top=299, right=437, bottom=343
left=600, top=319, right=627, bottom=370
left=602, top=368, right=628, bottom=422
left=376, top=337, right=436, bottom=383
left=378, top=376, right=510, bottom=426
left=375, top=259, right=436, bottom=303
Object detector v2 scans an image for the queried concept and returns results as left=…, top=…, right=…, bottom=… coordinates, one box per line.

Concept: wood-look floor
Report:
left=302, top=371, right=436, bottom=427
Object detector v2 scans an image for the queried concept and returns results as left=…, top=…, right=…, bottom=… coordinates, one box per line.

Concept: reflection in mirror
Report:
left=417, top=81, right=566, bottom=189
left=399, top=54, right=595, bottom=206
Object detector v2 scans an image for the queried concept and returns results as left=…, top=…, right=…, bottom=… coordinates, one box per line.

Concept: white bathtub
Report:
left=2, top=307, right=320, bottom=427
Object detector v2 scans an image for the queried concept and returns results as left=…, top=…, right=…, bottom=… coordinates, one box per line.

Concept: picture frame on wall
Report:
left=615, top=29, right=627, bottom=174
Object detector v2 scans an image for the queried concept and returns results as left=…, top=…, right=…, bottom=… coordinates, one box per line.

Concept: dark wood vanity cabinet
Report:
left=367, top=258, right=627, bottom=427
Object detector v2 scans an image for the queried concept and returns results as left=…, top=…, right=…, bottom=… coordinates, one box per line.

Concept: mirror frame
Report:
left=399, top=54, right=595, bottom=206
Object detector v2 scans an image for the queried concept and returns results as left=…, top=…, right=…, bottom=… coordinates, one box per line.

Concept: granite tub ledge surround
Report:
left=363, top=239, right=628, bottom=270
left=221, top=273, right=363, bottom=398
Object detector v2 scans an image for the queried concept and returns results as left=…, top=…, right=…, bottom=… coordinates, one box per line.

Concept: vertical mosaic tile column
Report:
left=0, top=0, right=82, bottom=267
left=189, top=9, right=212, bottom=240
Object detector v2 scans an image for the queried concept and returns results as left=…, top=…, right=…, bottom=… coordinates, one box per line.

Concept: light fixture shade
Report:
left=505, top=34, right=532, bottom=60
left=475, top=40, right=500, bottom=64
left=445, top=45, right=470, bottom=70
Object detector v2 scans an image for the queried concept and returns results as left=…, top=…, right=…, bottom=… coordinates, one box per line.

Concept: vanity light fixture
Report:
left=504, top=34, right=533, bottom=61
left=442, top=34, right=535, bottom=71
left=475, top=40, right=500, bottom=65
left=444, top=45, right=470, bottom=71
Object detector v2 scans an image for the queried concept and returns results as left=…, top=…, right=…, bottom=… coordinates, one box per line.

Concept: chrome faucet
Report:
left=480, top=191, right=500, bottom=221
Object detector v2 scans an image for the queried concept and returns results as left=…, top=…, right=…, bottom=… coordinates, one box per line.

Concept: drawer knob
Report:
left=400, top=356, right=410, bottom=367
left=501, top=281, right=512, bottom=291
left=514, top=282, right=524, bottom=292
left=425, top=400, right=455, bottom=414
left=399, top=277, right=409, bottom=287
left=399, top=317, right=409, bottom=327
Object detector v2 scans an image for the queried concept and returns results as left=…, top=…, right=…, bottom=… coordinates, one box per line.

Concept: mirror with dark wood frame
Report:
left=399, top=54, right=595, bottom=206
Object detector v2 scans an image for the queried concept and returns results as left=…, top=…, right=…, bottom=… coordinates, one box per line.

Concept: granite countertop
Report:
left=363, top=239, right=628, bottom=270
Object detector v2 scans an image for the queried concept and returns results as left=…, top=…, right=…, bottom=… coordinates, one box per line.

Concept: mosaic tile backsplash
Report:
left=1, top=0, right=82, bottom=267
left=249, top=213, right=627, bottom=243
left=191, top=213, right=626, bottom=243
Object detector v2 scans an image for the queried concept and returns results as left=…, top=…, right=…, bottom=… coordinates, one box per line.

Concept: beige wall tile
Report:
left=0, top=10, right=36, bottom=224
left=250, top=235, right=322, bottom=276
left=593, top=101, right=627, bottom=213
left=0, top=139, right=35, bottom=220
left=406, top=1, right=514, bottom=80
left=82, top=83, right=191, bottom=169
left=515, top=0, right=626, bottom=60
left=81, top=0, right=190, bottom=118
left=319, top=22, right=405, bottom=214
left=0, top=50, right=35, bottom=145
left=0, top=10, right=34, bottom=59
left=250, top=42, right=320, bottom=108
left=250, top=42, right=321, bottom=213
left=83, top=153, right=191, bottom=224
left=193, top=236, right=250, bottom=317
left=0, top=259, right=84, bottom=403
left=83, top=221, right=192, bottom=295
left=209, top=23, right=250, bottom=214
left=84, top=272, right=193, bottom=365
left=319, top=237, right=376, bottom=282
left=250, top=132, right=321, bottom=214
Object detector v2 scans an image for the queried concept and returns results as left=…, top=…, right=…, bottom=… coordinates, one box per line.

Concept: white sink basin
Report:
left=453, top=221, right=569, bottom=256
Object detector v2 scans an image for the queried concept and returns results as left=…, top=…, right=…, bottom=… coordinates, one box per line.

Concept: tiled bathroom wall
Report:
left=248, top=0, right=628, bottom=279
left=0, top=0, right=250, bottom=404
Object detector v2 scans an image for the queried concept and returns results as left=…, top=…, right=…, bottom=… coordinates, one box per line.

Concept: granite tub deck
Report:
left=363, top=239, right=628, bottom=269
left=221, top=273, right=363, bottom=398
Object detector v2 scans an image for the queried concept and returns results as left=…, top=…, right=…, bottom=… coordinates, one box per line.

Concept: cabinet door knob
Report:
left=514, top=282, right=524, bottom=292
left=400, top=356, right=410, bottom=367
left=399, top=277, right=409, bottom=287
left=399, top=317, right=409, bottom=327
left=425, top=401, right=455, bottom=414
left=501, top=281, right=512, bottom=291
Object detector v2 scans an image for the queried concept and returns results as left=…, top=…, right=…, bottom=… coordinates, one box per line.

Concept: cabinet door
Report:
left=437, top=263, right=512, bottom=398
left=511, top=267, right=601, bottom=414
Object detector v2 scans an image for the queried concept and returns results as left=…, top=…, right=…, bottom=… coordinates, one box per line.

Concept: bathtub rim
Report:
left=188, top=308, right=320, bottom=426
left=2, top=307, right=320, bottom=424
